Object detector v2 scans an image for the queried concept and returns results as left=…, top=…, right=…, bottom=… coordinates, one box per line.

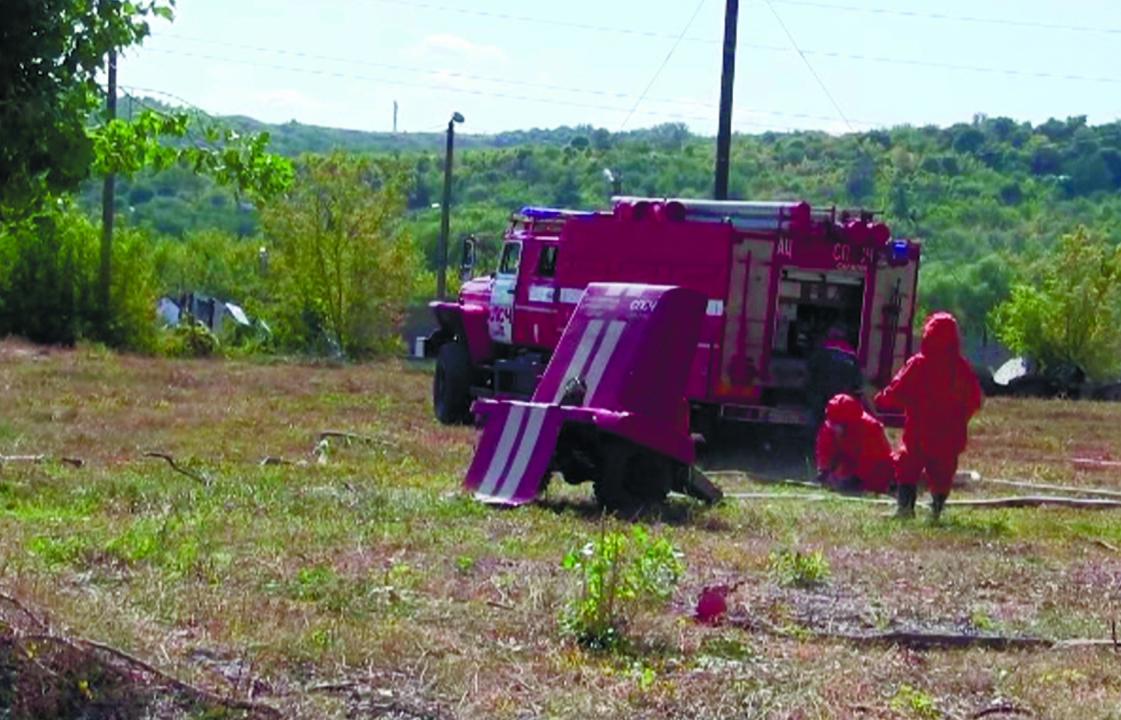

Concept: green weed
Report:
left=559, top=525, right=683, bottom=652
left=889, top=684, right=939, bottom=720
left=971, top=608, right=997, bottom=631
left=766, top=548, right=831, bottom=588
left=26, top=535, right=94, bottom=567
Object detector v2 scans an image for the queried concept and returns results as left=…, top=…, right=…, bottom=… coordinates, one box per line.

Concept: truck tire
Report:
left=594, top=435, right=673, bottom=513
left=434, top=342, right=473, bottom=425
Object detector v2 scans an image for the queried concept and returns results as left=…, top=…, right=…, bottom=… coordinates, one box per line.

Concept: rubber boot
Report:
left=930, top=492, right=948, bottom=522
left=895, top=484, right=917, bottom=519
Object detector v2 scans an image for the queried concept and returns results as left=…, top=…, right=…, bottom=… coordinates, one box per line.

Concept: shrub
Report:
left=559, top=525, right=683, bottom=651
left=158, top=314, right=220, bottom=358
left=766, top=548, right=831, bottom=588
left=0, top=202, right=157, bottom=351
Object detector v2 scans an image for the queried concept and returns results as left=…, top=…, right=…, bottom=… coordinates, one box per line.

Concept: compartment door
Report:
left=714, top=237, right=774, bottom=400
left=864, top=258, right=919, bottom=388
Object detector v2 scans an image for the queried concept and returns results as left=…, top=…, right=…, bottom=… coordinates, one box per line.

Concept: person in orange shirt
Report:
left=874, top=312, right=983, bottom=520
left=814, top=393, right=895, bottom=495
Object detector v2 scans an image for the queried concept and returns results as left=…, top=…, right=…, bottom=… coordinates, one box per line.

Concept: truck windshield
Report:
left=498, top=242, right=522, bottom=275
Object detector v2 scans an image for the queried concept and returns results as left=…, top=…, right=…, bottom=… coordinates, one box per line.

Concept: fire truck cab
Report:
left=426, top=196, right=921, bottom=440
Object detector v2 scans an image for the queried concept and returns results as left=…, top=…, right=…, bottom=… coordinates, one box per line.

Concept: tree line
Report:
left=5, top=1, right=1121, bottom=375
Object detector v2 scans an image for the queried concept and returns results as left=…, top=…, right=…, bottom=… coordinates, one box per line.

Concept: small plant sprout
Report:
left=766, top=548, right=831, bottom=588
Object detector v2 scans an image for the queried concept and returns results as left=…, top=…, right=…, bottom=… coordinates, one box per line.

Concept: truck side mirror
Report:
left=460, top=236, right=476, bottom=280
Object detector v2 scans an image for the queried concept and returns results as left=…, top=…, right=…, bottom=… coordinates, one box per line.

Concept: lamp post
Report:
left=437, top=111, right=465, bottom=299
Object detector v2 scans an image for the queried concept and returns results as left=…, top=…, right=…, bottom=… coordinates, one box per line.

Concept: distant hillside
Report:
left=117, top=94, right=622, bottom=156
left=80, top=99, right=1121, bottom=339
left=220, top=114, right=607, bottom=156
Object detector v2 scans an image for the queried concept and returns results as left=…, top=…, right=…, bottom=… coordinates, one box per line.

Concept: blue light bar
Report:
left=520, top=206, right=596, bottom=219
left=891, top=240, right=909, bottom=263
left=520, top=206, right=563, bottom=218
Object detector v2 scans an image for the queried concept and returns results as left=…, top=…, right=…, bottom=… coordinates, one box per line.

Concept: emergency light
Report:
left=891, top=240, right=909, bottom=264
left=520, top=206, right=595, bottom=219
left=520, top=206, right=562, bottom=218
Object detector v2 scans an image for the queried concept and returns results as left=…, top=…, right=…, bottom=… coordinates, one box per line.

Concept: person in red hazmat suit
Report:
left=874, top=312, right=982, bottom=520
left=814, top=394, right=895, bottom=495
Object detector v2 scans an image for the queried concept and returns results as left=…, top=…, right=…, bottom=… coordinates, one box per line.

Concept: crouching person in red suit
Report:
left=874, top=312, right=982, bottom=520
left=814, top=394, right=895, bottom=495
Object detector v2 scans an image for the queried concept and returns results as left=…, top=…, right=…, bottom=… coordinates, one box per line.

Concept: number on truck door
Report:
left=488, top=241, right=521, bottom=344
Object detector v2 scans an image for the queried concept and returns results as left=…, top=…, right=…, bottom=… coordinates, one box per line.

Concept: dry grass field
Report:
left=2, top=337, right=1120, bottom=719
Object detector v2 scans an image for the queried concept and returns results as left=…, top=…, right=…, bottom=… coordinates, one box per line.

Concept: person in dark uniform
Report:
left=806, top=323, right=863, bottom=434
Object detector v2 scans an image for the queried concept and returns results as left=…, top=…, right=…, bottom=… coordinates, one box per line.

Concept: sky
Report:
left=118, top=0, right=1121, bottom=137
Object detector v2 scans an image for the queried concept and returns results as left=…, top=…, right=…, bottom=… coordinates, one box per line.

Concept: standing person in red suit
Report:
left=874, top=312, right=983, bottom=520
left=814, top=394, right=895, bottom=495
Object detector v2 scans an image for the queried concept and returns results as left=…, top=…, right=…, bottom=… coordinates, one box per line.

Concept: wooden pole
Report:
left=99, top=45, right=117, bottom=323
left=714, top=0, right=739, bottom=200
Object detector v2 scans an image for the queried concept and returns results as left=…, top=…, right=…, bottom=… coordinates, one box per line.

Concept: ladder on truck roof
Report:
left=610, top=196, right=879, bottom=233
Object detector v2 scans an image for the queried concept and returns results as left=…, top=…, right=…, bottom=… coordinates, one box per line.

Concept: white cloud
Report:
left=416, top=34, right=505, bottom=63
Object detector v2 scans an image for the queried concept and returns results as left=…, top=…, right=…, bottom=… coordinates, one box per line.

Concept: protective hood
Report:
left=825, top=393, right=864, bottom=424
left=920, top=312, right=961, bottom=357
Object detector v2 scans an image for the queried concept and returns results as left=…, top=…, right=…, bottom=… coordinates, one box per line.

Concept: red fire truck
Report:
left=426, top=196, right=921, bottom=440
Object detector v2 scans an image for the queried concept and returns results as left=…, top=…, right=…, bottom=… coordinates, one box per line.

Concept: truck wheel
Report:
left=594, top=436, right=673, bottom=513
left=434, top=342, right=473, bottom=425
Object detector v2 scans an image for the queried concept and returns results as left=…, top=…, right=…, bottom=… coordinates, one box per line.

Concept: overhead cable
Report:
left=618, top=0, right=709, bottom=131
left=768, top=0, right=1121, bottom=35
left=139, top=47, right=807, bottom=131
left=764, top=0, right=853, bottom=132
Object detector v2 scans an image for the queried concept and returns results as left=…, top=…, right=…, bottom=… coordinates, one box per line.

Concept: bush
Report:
left=559, top=526, right=684, bottom=652
left=158, top=314, right=220, bottom=358
left=767, top=548, right=831, bottom=588
left=0, top=203, right=157, bottom=351
left=990, top=227, right=1121, bottom=380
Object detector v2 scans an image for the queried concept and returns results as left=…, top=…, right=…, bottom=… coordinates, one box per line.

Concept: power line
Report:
left=157, top=32, right=880, bottom=126
left=791, top=46, right=1121, bottom=85
left=764, top=0, right=852, bottom=132
left=362, top=0, right=1121, bottom=89
left=119, top=85, right=217, bottom=119
left=619, top=0, right=709, bottom=132
left=380, top=0, right=1121, bottom=38
left=368, top=0, right=720, bottom=43
left=139, top=47, right=808, bottom=132
left=158, top=34, right=662, bottom=106
left=768, top=0, right=1121, bottom=35
left=155, top=27, right=1121, bottom=94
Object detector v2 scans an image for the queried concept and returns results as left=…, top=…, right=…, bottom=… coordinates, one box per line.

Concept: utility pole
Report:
left=99, top=44, right=117, bottom=320
left=714, top=0, right=739, bottom=200
left=393, top=100, right=398, bottom=133
left=437, top=112, right=464, bottom=299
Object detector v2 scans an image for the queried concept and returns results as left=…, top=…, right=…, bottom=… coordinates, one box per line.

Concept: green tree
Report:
left=261, top=152, right=421, bottom=357
left=990, top=227, right=1121, bottom=380
left=0, top=0, right=173, bottom=207
left=0, top=0, right=292, bottom=350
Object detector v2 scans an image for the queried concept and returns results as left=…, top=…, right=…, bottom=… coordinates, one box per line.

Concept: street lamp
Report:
left=437, top=111, right=465, bottom=299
